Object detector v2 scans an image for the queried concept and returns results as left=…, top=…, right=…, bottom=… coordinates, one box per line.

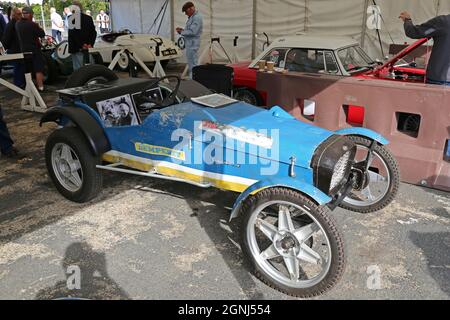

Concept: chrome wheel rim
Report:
left=51, top=143, right=83, bottom=192
left=247, top=201, right=332, bottom=288
left=345, top=145, right=391, bottom=206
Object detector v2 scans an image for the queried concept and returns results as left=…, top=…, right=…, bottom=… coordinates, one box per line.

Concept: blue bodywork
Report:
left=59, top=99, right=388, bottom=214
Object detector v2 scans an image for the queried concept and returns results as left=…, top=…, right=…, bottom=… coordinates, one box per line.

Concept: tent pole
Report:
left=170, top=0, right=175, bottom=41
left=109, top=0, right=114, bottom=31
left=251, top=0, right=257, bottom=59
left=436, top=0, right=441, bottom=16
left=304, top=0, right=308, bottom=32
left=360, top=0, right=370, bottom=49
left=139, top=0, right=143, bottom=33
left=40, top=5, right=46, bottom=33
left=210, top=0, right=213, bottom=37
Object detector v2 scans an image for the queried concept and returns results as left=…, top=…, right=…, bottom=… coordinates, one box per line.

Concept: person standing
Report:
left=176, top=2, right=203, bottom=79
left=0, top=6, right=7, bottom=58
left=0, top=6, right=7, bottom=35
left=50, top=7, right=64, bottom=43
left=400, top=11, right=450, bottom=85
left=16, top=7, right=45, bottom=91
left=68, top=1, right=97, bottom=71
left=2, top=7, right=25, bottom=89
left=0, top=104, right=18, bottom=159
left=63, top=7, right=71, bottom=30
left=96, top=10, right=110, bottom=34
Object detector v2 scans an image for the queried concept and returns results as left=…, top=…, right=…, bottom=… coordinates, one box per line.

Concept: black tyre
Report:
left=91, top=52, right=104, bottom=65
left=160, top=59, right=170, bottom=69
left=233, top=87, right=263, bottom=106
left=401, top=114, right=421, bottom=132
left=238, top=187, right=345, bottom=298
left=45, top=127, right=103, bottom=203
left=65, top=64, right=118, bottom=88
left=340, top=135, right=400, bottom=213
left=43, top=51, right=59, bottom=84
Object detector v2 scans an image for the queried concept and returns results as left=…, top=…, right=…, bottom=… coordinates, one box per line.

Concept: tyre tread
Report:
left=340, top=135, right=400, bottom=213
left=45, top=127, right=103, bottom=203
left=238, top=187, right=345, bottom=298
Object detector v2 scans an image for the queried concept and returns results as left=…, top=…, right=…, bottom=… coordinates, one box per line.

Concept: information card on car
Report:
left=191, top=94, right=238, bottom=108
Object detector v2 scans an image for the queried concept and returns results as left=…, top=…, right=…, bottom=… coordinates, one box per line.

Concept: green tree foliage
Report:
left=0, top=0, right=109, bottom=20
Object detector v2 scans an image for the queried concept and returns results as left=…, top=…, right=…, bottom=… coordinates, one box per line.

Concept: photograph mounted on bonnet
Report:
left=96, top=94, right=140, bottom=127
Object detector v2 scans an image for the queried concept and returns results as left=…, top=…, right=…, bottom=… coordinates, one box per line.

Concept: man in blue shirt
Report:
left=177, top=2, right=203, bottom=78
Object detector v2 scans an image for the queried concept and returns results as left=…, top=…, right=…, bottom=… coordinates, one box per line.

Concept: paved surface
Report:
left=0, top=68, right=449, bottom=300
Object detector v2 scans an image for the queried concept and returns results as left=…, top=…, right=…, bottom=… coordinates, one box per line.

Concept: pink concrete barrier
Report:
left=257, top=71, right=450, bottom=191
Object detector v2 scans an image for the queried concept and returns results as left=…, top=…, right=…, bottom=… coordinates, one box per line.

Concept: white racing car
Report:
left=94, top=30, right=183, bottom=71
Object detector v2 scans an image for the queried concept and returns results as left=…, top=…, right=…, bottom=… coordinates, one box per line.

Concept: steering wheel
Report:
left=139, top=75, right=181, bottom=111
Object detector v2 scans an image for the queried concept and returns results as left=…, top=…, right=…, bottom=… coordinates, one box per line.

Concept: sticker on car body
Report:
left=135, top=142, right=186, bottom=161
left=199, top=120, right=273, bottom=149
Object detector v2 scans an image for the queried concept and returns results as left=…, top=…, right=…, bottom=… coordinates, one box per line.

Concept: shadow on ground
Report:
left=409, top=231, right=450, bottom=297
left=35, top=241, right=130, bottom=300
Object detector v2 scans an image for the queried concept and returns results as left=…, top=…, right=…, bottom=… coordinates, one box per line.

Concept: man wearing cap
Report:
left=16, top=6, right=45, bottom=91
left=176, top=2, right=203, bottom=78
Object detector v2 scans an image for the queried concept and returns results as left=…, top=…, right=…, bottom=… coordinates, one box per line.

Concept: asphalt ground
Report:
left=0, top=65, right=449, bottom=300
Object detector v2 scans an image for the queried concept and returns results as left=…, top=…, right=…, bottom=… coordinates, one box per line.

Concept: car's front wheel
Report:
left=340, top=135, right=400, bottom=213
left=233, top=87, right=263, bottom=106
left=238, top=187, right=345, bottom=298
left=45, top=127, right=103, bottom=203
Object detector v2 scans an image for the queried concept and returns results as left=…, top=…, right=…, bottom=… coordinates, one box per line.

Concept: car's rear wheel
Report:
left=91, top=52, right=104, bottom=65
left=114, top=50, right=130, bottom=71
left=238, top=187, right=345, bottom=298
left=340, top=135, right=400, bottom=213
left=43, top=51, right=59, bottom=84
left=64, top=64, right=118, bottom=88
left=160, top=60, right=170, bottom=69
left=45, top=127, right=103, bottom=203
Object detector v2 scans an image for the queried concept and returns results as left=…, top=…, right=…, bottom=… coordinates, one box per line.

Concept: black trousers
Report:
left=0, top=105, right=14, bottom=155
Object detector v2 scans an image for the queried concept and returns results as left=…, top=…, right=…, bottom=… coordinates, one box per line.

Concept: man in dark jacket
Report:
left=400, top=11, right=450, bottom=85
left=16, top=6, right=45, bottom=91
left=68, top=1, right=97, bottom=70
left=0, top=6, right=7, bottom=75
left=2, top=7, right=25, bottom=88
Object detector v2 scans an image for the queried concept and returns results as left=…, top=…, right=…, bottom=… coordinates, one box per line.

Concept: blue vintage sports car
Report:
left=41, top=66, right=399, bottom=298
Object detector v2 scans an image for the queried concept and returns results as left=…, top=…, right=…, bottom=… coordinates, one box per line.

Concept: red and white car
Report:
left=229, top=34, right=429, bottom=108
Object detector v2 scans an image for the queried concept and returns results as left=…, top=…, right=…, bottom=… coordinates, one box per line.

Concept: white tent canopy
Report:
left=110, top=0, right=450, bottom=62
